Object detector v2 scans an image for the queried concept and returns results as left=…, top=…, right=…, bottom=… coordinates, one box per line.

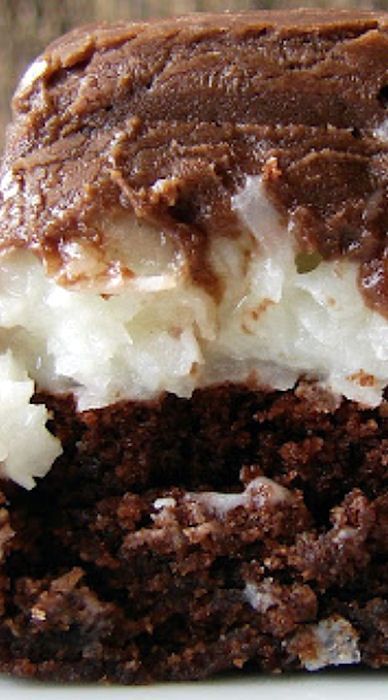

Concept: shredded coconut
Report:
left=373, top=118, right=388, bottom=143
left=153, top=497, right=177, bottom=510
left=0, top=176, right=387, bottom=486
left=243, top=580, right=276, bottom=613
left=0, top=351, right=62, bottom=489
left=289, top=615, right=361, bottom=671
left=186, top=477, right=289, bottom=517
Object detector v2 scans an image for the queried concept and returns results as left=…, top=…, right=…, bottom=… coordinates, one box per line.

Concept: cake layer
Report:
left=0, top=383, right=386, bottom=681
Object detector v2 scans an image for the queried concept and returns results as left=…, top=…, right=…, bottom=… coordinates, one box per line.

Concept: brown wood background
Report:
left=1, top=0, right=387, bottom=149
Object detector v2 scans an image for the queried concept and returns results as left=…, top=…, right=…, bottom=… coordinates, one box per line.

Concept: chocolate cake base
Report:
left=0, top=383, right=387, bottom=682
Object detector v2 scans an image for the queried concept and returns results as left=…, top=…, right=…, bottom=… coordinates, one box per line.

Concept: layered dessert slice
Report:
left=0, top=9, right=387, bottom=682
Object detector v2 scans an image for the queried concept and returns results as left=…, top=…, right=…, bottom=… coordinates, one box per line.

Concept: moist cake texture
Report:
left=0, top=9, right=387, bottom=682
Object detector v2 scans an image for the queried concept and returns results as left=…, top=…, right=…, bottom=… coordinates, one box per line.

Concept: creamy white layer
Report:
left=0, top=176, right=387, bottom=487
left=0, top=352, right=62, bottom=488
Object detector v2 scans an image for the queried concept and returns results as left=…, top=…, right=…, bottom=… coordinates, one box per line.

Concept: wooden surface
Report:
left=1, top=0, right=387, bottom=149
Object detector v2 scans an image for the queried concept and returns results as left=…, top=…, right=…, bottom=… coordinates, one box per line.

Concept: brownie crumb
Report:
left=0, top=382, right=386, bottom=682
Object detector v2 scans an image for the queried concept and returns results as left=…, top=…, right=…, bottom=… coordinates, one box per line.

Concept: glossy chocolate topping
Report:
left=0, top=10, right=387, bottom=311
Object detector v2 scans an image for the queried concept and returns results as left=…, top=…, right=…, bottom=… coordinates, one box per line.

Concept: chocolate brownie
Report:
left=0, top=10, right=387, bottom=682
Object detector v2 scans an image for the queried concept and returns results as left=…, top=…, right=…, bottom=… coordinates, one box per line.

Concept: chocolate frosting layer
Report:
left=0, top=10, right=387, bottom=311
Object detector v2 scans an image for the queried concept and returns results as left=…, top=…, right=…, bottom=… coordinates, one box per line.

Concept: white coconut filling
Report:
left=289, top=616, right=361, bottom=671
left=0, top=351, right=62, bottom=488
left=185, top=477, right=290, bottom=518
left=0, top=175, right=387, bottom=487
left=373, top=118, right=388, bottom=143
